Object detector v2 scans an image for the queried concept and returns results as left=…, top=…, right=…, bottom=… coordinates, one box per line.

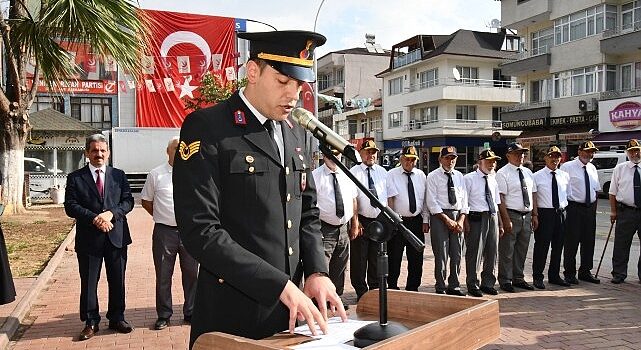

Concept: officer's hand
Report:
left=279, top=281, right=326, bottom=336
left=610, top=212, right=617, bottom=224
left=503, top=219, right=513, bottom=235
left=531, top=215, right=539, bottom=231
left=349, top=225, right=360, bottom=240
left=304, top=274, right=348, bottom=322
left=499, top=226, right=505, bottom=238
left=422, top=223, right=430, bottom=234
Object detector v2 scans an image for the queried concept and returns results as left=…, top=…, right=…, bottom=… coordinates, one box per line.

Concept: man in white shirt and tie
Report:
left=464, top=149, right=502, bottom=297
left=425, top=146, right=469, bottom=296
left=386, top=146, right=427, bottom=291
left=496, top=143, right=538, bottom=292
left=560, top=140, right=601, bottom=284
left=609, top=139, right=641, bottom=284
left=531, top=146, right=571, bottom=289
left=311, top=150, right=359, bottom=304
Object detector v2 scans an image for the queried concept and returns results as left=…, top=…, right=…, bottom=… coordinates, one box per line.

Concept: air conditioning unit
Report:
left=578, top=100, right=588, bottom=111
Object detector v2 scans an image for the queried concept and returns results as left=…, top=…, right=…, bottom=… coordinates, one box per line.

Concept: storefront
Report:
left=595, top=96, right=641, bottom=149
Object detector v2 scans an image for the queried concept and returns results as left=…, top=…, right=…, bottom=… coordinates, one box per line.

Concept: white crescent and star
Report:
left=178, top=75, right=196, bottom=99
left=160, top=31, right=211, bottom=77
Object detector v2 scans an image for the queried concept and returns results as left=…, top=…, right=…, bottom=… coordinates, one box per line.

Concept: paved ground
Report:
left=6, top=200, right=641, bottom=349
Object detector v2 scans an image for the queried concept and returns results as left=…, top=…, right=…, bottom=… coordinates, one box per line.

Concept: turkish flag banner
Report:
left=136, top=10, right=236, bottom=127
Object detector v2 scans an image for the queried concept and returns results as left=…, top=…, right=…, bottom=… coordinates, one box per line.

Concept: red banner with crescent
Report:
left=136, top=10, right=236, bottom=127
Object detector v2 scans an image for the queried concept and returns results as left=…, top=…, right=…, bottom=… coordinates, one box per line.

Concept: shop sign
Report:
left=550, top=114, right=597, bottom=126
left=401, top=140, right=424, bottom=147
left=502, top=118, right=547, bottom=130
left=609, top=101, right=641, bottom=129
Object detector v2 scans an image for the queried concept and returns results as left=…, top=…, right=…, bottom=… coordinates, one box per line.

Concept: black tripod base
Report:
left=353, top=321, right=409, bottom=348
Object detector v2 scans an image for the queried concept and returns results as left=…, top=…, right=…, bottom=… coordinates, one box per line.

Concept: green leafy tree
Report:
left=182, top=71, right=246, bottom=111
left=0, top=0, right=150, bottom=214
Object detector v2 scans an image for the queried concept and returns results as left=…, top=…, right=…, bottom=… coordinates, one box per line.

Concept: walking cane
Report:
left=595, top=221, right=615, bottom=278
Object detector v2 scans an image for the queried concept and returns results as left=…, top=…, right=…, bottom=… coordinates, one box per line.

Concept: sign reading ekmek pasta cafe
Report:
left=599, top=96, right=641, bottom=133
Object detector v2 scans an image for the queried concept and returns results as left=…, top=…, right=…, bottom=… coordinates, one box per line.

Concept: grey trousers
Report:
left=430, top=210, right=464, bottom=292
left=498, top=210, right=532, bottom=285
left=321, top=222, right=349, bottom=296
left=611, top=206, right=641, bottom=281
left=465, top=212, right=499, bottom=290
left=152, top=223, right=199, bottom=319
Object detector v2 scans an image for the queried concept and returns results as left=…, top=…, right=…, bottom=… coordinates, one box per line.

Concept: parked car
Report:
left=24, top=157, right=65, bottom=197
left=592, top=151, right=628, bottom=194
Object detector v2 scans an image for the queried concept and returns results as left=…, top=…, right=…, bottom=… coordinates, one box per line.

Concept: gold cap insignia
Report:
left=179, top=141, right=200, bottom=161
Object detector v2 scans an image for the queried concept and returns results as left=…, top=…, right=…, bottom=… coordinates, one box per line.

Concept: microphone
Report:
left=291, top=108, right=362, bottom=164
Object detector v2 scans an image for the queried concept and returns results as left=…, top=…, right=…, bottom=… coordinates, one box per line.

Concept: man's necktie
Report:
left=446, top=171, right=456, bottom=205
left=263, top=120, right=280, bottom=158
left=583, top=166, right=591, bottom=204
left=367, top=167, right=378, bottom=207
left=518, top=168, right=530, bottom=208
left=331, top=172, right=345, bottom=218
left=484, top=175, right=496, bottom=214
left=406, top=172, right=416, bottom=214
left=634, top=165, right=641, bottom=208
left=551, top=171, right=559, bottom=209
left=95, top=169, right=104, bottom=199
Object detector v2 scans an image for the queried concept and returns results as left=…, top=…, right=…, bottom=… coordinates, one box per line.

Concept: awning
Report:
left=593, top=130, right=641, bottom=143
left=516, top=129, right=556, bottom=145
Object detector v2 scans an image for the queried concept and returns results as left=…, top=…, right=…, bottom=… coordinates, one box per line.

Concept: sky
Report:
left=137, top=0, right=502, bottom=56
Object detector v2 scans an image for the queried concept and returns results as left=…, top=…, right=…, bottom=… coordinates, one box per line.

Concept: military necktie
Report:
left=484, top=175, right=496, bottom=214
left=634, top=165, right=641, bottom=208
left=445, top=171, right=456, bottom=205
left=551, top=171, right=559, bottom=209
left=263, top=120, right=280, bottom=159
left=331, top=172, right=345, bottom=218
left=367, top=166, right=378, bottom=207
left=518, top=168, right=530, bottom=208
left=95, top=169, right=104, bottom=199
left=583, top=166, right=591, bottom=205
left=406, top=172, right=416, bottom=214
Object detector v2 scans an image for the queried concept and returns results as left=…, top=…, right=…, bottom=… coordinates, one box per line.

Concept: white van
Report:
left=591, top=151, right=628, bottom=193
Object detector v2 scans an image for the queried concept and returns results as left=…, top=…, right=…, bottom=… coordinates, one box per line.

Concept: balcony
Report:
left=500, top=47, right=551, bottom=76
left=501, top=100, right=550, bottom=113
left=392, top=48, right=421, bottom=69
left=401, top=119, right=510, bottom=138
left=601, top=20, right=641, bottom=55
left=402, top=78, right=522, bottom=105
left=600, top=88, right=641, bottom=101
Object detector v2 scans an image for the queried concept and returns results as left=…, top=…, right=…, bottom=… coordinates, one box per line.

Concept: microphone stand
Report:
left=318, top=143, right=425, bottom=348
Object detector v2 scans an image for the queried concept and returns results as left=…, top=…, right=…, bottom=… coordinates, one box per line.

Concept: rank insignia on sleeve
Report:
left=234, top=110, right=247, bottom=125
left=179, top=141, right=200, bottom=160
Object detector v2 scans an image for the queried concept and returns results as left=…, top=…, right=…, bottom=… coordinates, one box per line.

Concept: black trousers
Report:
left=350, top=215, right=379, bottom=300
left=387, top=215, right=424, bottom=291
left=77, top=242, right=127, bottom=325
left=532, top=208, right=565, bottom=281
left=563, top=201, right=597, bottom=278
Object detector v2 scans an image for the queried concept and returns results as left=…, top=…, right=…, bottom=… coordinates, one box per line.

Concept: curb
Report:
left=0, top=224, right=76, bottom=350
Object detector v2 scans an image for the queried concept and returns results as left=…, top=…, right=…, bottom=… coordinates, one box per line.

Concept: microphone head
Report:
left=291, top=107, right=314, bottom=127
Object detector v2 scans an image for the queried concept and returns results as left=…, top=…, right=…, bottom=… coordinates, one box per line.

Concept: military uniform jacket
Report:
left=173, top=92, right=327, bottom=343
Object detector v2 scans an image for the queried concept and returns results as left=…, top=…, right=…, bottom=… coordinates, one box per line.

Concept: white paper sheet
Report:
left=288, top=317, right=376, bottom=349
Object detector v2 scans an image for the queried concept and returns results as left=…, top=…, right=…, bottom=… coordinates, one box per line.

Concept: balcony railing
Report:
left=501, top=100, right=550, bottom=113
left=407, top=77, right=521, bottom=93
left=393, top=48, right=421, bottom=69
left=602, top=20, right=641, bottom=39
left=403, top=119, right=502, bottom=131
left=502, top=45, right=551, bottom=64
left=600, top=88, right=641, bottom=100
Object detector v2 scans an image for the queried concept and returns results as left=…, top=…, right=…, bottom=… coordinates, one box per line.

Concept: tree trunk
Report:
left=1, top=110, right=28, bottom=215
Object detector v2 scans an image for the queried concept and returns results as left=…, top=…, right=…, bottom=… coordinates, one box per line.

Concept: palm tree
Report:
left=0, top=0, right=150, bottom=214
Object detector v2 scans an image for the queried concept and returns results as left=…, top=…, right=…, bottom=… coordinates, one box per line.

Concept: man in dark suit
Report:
left=173, top=30, right=347, bottom=349
left=64, top=134, right=134, bottom=341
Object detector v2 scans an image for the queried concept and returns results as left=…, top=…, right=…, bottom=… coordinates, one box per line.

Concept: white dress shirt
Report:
left=424, top=167, right=469, bottom=215
left=496, top=163, right=538, bottom=212
left=141, top=162, right=177, bottom=226
left=350, top=163, right=388, bottom=219
left=559, top=158, right=599, bottom=204
left=88, top=163, right=106, bottom=188
left=386, top=166, right=426, bottom=217
left=239, top=87, right=284, bottom=164
left=609, top=161, right=641, bottom=207
left=533, top=167, right=570, bottom=209
left=464, top=169, right=500, bottom=213
left=312, top=164, right=358, bottom=226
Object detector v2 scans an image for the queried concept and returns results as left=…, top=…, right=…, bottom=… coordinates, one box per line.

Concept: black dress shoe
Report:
left=533, top=279, right=545, bottom=289
left=446, top=289, right=466, bottom=296
left=500, top=283, right=515, bottom=293
left=578, top=273, right=600, bottom=284
left=611, top=276, right=625, bottom=284
left=435, top=290, right=446, bottom=295
left=468, top=289, right=483, bottom=297
left=79, top=324, right=98, bottom=341
left=154, top=318, right=170, bottom=330
left=480, top=286, right=498, bottom=295
left=565, top=276, right=579, bottom=285
left=548, top=277, right=571, bottom=287
left=109, top=320, right=134, bottom=334
left=513, top=281, right=535, bottom=290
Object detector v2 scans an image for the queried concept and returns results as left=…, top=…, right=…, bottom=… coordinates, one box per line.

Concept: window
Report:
left=622, top=1, right=640, bottom=31
left=606, top=65, right=617, bottom=91
left=531, top=28, right=554, bottom=55
left=29, top=95, right=65, bottom=114
left=360, top=118, right=368, bottom=133
left=335, top=68, right=344, bottom=85
left=413, top=106, right=438, bottom=123
left=555, top=5, right=616, bottom=45
left=455, top=66, right=478, bottom=84
left=388, top=77, right=403, bottom=95
left=418, top=68, right=438, bottom=89
left=569, top=66, right=603, bottom=96
left=371, top=117, right=382, bottom=132
left=318, top=73, right=331, bottom=90
left=492, top=107, right=501, bottom=122
left=531, top=78, right=552, bottom=102
left=621, top=64, right=633, bottom=91
left=388, top=111, right=402, bottom=128
left=70, top=97, right=112, bottom=130
left=337, top=120, right=348, bottom=136
left=456, top=105, right=476, bottom=121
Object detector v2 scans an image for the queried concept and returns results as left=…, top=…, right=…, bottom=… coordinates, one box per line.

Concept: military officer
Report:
left=173, top=31, right=347, bottom=348
left=424, top=146, right=469, bottom=296
left=609, top=139, right=641, bottom=284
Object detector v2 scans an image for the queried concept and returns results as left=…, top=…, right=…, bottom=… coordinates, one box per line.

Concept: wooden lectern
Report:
left=193, top=289, right=500, bottom=349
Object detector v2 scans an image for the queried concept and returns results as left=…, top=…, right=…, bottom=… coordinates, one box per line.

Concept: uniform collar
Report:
left=322, top=164, right=341, bottom=175
left=239, top=87, right=269, bottom=125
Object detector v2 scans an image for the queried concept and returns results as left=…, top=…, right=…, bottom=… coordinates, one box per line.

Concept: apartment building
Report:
left=316, top=35, right=389, bottom=153
left=378, top=30, right=522, bottom=173
left=500, top=0, right=641, bottom=167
